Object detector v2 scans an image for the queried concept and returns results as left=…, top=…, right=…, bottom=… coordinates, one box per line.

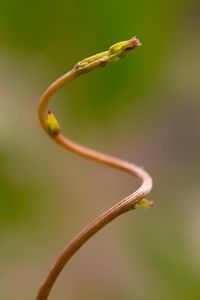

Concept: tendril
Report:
left=36, top=37, right=153, bottom=300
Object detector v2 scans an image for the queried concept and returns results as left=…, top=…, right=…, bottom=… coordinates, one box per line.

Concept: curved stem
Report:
left=36, top=37, right=153, bottom=300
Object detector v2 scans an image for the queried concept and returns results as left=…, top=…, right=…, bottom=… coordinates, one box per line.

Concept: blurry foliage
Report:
left=0, top=146, right=42, bottom=227
left=136, top=213, right=200, bottom=300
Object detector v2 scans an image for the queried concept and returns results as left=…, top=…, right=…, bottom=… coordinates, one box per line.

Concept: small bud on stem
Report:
left=46, top=110, right=61, bottom=136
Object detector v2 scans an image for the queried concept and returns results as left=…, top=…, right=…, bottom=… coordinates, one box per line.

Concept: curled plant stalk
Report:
left=36, top=37, right=153, bottom=300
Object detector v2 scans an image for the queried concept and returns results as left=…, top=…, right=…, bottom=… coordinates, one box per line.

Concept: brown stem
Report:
left=36, top=38, right=153, bottom=300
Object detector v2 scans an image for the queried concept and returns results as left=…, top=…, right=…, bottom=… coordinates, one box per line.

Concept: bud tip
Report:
left=130, top=36, right=142, bottom=48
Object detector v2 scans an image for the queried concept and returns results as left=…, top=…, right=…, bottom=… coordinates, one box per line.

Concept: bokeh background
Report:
left=1, top=0, right=200, bottom=299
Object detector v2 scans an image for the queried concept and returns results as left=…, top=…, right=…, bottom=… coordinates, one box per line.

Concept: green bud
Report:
left=134, top=198, right=154, bottom=209
left=108, top=37, right=142, bottom=61
left=74, top=37, right=142, bottom=73
left=46, top=110, right=61, bottom=136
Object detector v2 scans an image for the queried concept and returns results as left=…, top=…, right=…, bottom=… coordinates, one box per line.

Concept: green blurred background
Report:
left=1, top=0, right=200, bottom=299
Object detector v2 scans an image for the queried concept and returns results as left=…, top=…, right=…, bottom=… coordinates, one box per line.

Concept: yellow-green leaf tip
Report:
left=135, top=198, right=155, bottom=209
left=74, top=36, right=141, bottom=72
left=46, top=110, right=61, bottom=136
left=108, top=36, right=142, bottom=59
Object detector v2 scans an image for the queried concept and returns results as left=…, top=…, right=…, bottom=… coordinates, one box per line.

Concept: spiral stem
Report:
left=36, top=37, right=153, bottom=300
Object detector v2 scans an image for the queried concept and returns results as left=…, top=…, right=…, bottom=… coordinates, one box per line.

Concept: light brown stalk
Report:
left=36, top=37, right=153, bottom=300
